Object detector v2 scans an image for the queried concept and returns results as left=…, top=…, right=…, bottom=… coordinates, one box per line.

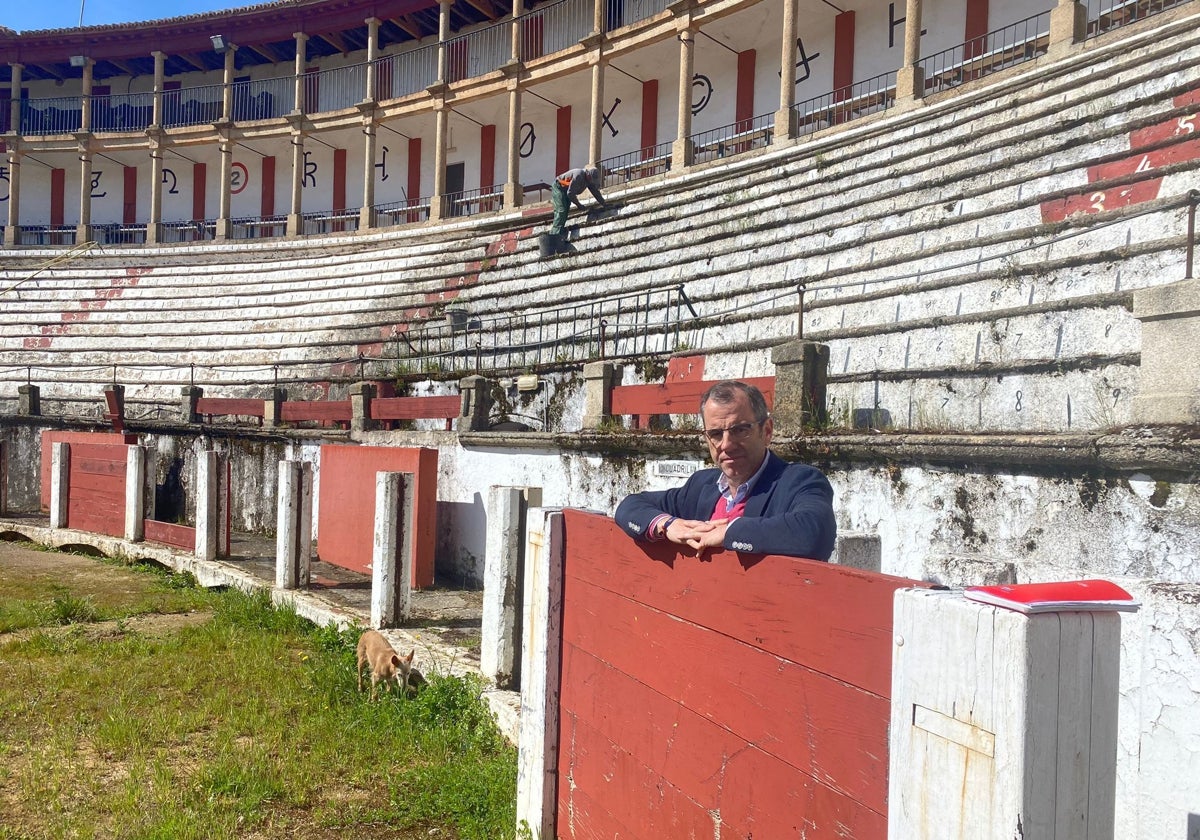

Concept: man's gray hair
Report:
left=699, top=380, right=770, bottom=423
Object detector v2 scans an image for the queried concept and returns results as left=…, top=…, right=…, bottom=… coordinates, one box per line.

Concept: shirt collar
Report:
left=716, top=451, right=772, bottom=503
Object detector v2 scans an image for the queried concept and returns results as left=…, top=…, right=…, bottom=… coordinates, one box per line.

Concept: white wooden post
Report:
left=195, top=451, right=221, bottom=561
left=889, top=589, right=1121, bottom=840
left=515, top=507, right=565, bottom=840
left=275, top=459, right=313, bottom=589
left=370, top=470, right=414, bottom=629
left=481, top=485, right=541, bottom=689
left=124, top=445, right=146, bottom=542
left=49, top=442, right=70, bottom=529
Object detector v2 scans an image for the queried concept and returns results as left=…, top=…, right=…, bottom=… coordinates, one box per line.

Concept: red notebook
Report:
left=964, top=580, right=1140, bottom=614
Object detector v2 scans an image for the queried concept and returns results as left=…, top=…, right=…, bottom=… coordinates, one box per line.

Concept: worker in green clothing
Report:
left=550, top=166, right=607, bottom=239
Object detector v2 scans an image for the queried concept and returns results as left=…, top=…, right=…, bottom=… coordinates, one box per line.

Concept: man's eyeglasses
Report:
left=702, top=420, right=764, bottom=443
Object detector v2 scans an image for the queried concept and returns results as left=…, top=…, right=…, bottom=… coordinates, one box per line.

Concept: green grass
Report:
left=0, top=557, right=516, bottom=840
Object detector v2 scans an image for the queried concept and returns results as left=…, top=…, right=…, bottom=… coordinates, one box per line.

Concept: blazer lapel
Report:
left=743, top=452, right=785, bottom=517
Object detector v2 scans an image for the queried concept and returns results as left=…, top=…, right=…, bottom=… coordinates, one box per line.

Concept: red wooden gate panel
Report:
left=66, top=443, right=128, bottom=538
left=316, top=445, right=437, bottom=587
left=556, top=510, right=920, bottom=839
left=40, top=431, right=137, bottom=512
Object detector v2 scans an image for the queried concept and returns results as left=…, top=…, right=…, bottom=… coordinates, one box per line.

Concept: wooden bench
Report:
left=195, top=397, right=266, bottom=425
left=371, top=395, right=462, bottom=431
left=280, top=400, right=352, bottom=428
left=611, top=376, right=776, bottom=429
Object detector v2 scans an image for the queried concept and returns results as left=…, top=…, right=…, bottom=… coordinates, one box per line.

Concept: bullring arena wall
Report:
left=3, top=4, right=1200, bottom=838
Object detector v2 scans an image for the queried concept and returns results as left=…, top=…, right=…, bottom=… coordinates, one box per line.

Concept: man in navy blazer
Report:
left=614, top=380, right=836, bottom=560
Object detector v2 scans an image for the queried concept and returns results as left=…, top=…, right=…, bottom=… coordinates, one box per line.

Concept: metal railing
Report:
left=162, top=83, right=225, bottom=129
left=447, top=20, right=511, bottom=83
left=386, top=285, right=695, bottom=374
left=230, top=215, right=287, bottom=239
left=20, top=96, right=82, bottom=135
left=92, top=91, right=155, bottom=133
left=442, top=187, right=504, bottom=218
left=690, top=112, right=774, bottom=165
left=16, top=225, right=78, bottom=246
left=87, top=223, right=148, bottom=245
left=918, top=12, right=1051, bottom=94
left=794, top=71, right=897, bottom=138
left=307, top=62, right=368, bottom=113
left=1085, top=0, right=1190, bottom=38
left=372, top=45, right=440, bottom=100
left=525, top=0, right=592, bottom=57
left=231, top=76, right=294, bottom=122
left=300, top=208, right=361, bottom=235
left=599, top=141, right=673, bottom=186
left=375, top=196, right=432, bottom=226
left=160, top=220, right=217, bottom=242
left=604, top=0, right=671, bottom=33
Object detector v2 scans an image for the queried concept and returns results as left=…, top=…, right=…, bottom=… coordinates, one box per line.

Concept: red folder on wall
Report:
left=964, top=580, right=1140, bottom=614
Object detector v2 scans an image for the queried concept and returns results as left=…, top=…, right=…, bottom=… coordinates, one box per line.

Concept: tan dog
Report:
left=356, top=629, right=414, bottom=700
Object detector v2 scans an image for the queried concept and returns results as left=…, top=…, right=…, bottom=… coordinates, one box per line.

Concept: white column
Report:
left=774, top=0, right=798, bottom=139
left=275, top=460, right=313, bottom=589
left=889, top=588, right=1121, bottom=840
left=896, top=0, right=925, bottom=100
left=670, top=26, right=696, bottom=169
left=482, top=487, right=526, bottom=688
left=195, top=450, right=221, bottom=561
left=515, top=507, right=566, bottom=840
left=124, top=445, right=146, bottom=542
left=50, top=442, right=70, bottom=529
left=370, top=471, right=415, bottom=628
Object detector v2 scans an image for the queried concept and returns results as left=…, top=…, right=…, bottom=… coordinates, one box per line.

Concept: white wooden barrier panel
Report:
left=124, top=445, right=146, bottom=542
left=889, top=588, right=1121, bottom=840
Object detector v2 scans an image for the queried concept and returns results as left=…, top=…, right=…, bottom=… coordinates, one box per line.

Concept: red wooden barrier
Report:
left=315, top=445, right=438, bottom=587
left=40, top=431, right=137, bottom=512
left=280, top=400, right=352, bottom=427
left=195, top=397, right=266, bottom=423
left=610, top=376, right=775, bottom=428
left=65, top=443, right=128, bottom=538
left=144, top=519, right=196, bottom=551
left=555, top=510, right=921, bottom=839
left=371, top=395, right=461, bottom=431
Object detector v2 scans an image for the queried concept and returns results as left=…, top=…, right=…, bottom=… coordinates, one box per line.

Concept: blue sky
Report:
left=3, top=0, right=251, bottom=32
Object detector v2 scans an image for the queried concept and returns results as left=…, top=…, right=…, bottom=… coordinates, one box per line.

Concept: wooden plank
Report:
left=39, top=432, right=136, bottom=511
left=280, top=400, right=352, bottom=422
left=560, top=714, right=718, bottom=840
left=144, top=519, right=196, bottom=551
left=316, top=445, right=437, bottom=587
left=610, top=376, right=775, bottom=417
left=195, top=397, right=267, bottom=418
left=370, top=395, right=461, bottom=420
left=562, top=509, right=914, bottom=697
left=561, top=574, right=891, bottom=815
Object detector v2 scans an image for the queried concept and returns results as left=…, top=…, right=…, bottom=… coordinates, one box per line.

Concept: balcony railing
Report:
left=300, top=208, right=361, bottom=235
left=87, top=223, right=148, bottom=246
left=16, top=225, right=78, bottom=246
left=92, top=91, right=156, bottom=133
left=442, top=186, right=504, bottom=218
left=447, top=20, right=511, bottom=83
left=691, top=112, right=774, bottom=165
left=161, top=219, right=217, bottom=242
left=599, top=141, right=673, bottom=186
left=794, top=71, right=897, bottom=138
left=604, top=0, right=672, bottom=33
left=1085, top=0, right=1190, bottom=38
left=522, top=0, right=592, bottom=58
left=230, top=215, right=287, bottom=239
left=231, top=76, right=294, bottom=122
left=372, top=45, right=439, bottom=100
left=308, top=62, right=368, bottom=112
left=163, top=83, right=225, bottom=128
left=20, top=96, right=83, bottom=135
left=918, top=12, right=1051, bottom=94
left=376, top=196, right=432, bottom=226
